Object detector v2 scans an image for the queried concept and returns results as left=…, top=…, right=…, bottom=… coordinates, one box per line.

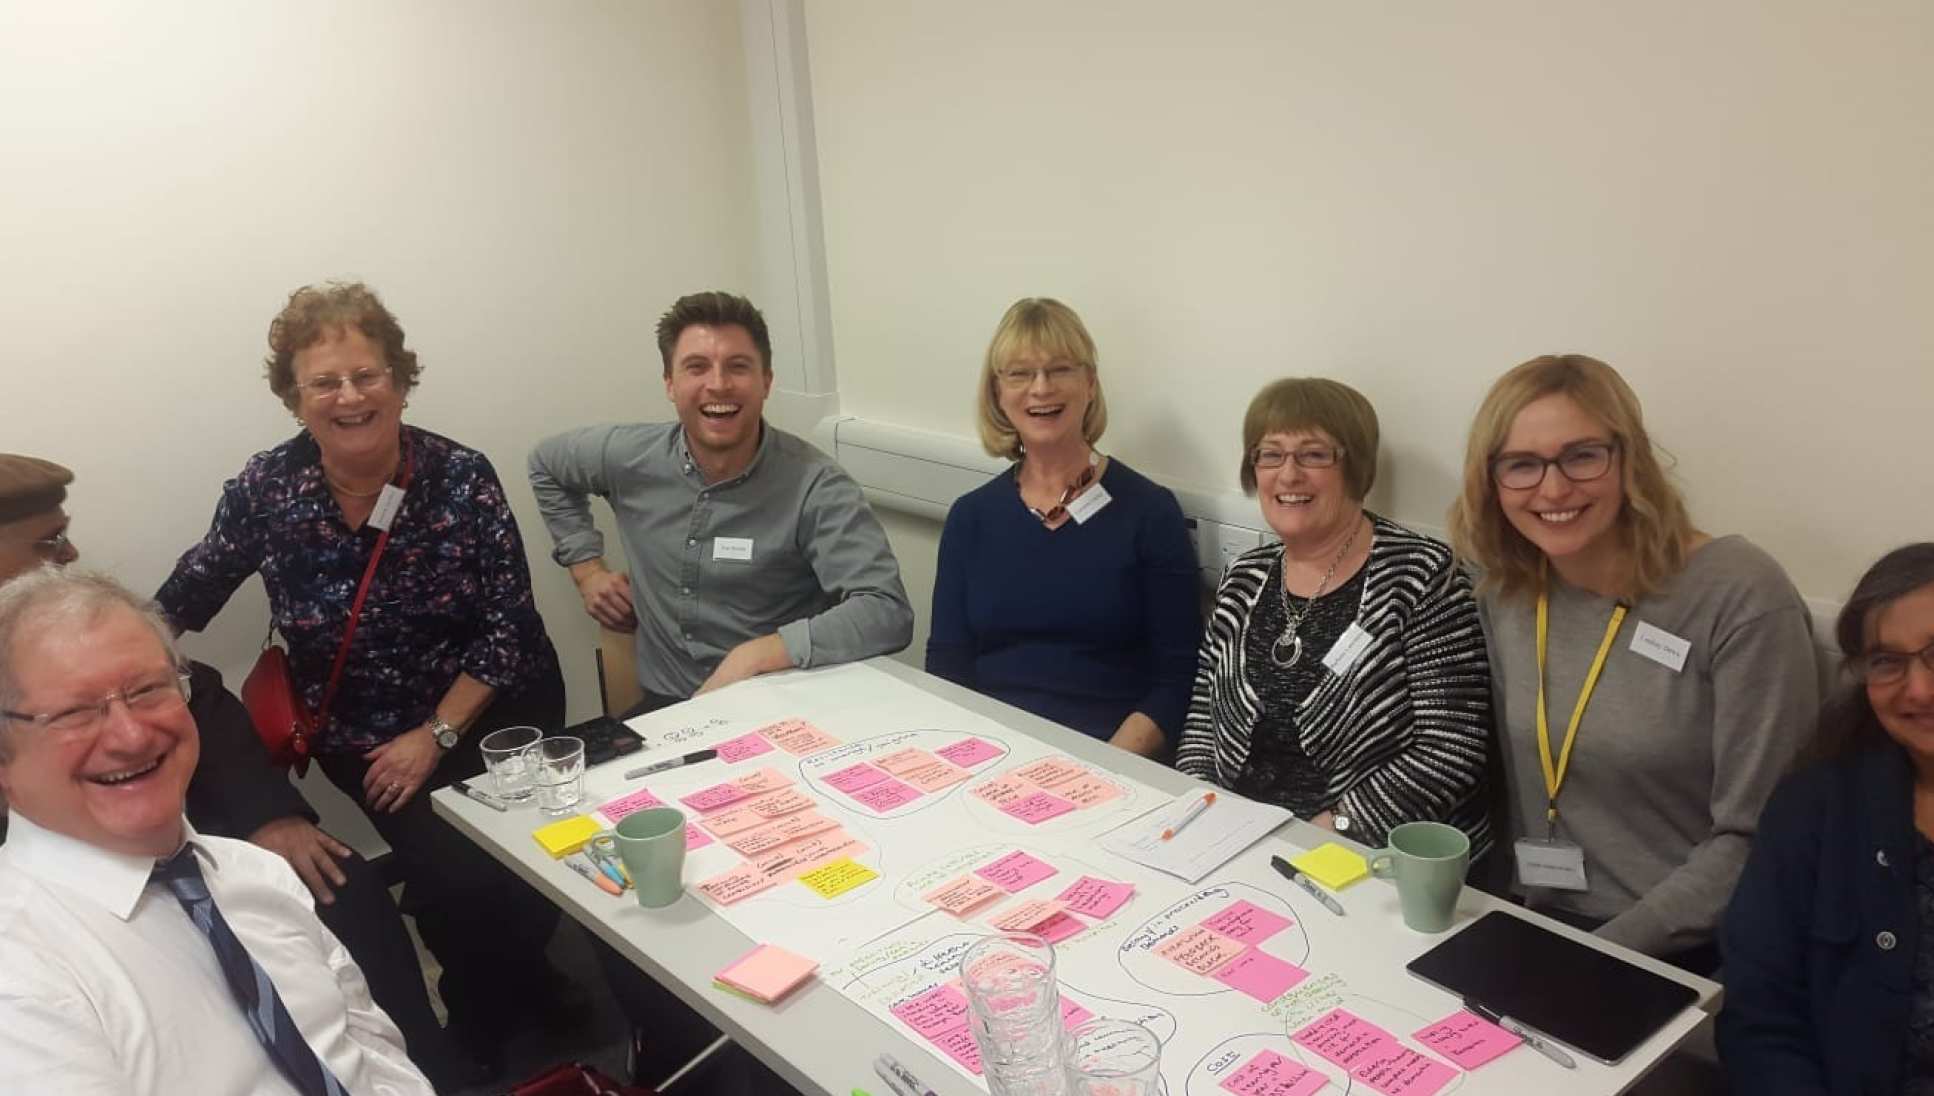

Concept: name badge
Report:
left=1629, top=621, right=1691, bottom=673
left=1065, top=483, right=1112, bottom=525
left=712, top=536, right=754, bottom=562
left=1514, top=837, right=1590, bottom=892
left=367, top=484, right=406, bottom=531
left=1321, top=622, right=1374, bottom=675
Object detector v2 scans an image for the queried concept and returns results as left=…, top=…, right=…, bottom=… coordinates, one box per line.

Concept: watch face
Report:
left=1333, top=815, right=1352, bottom=833
left=436, top=729, right=460, bottom=749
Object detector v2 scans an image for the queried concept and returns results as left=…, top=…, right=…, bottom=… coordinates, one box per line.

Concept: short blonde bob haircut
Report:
left=977, top=298, right=1108, bottom=461
left=1446, top=354, right=1695, bottom=603
left=1238, top=378, right=1379, bottom=501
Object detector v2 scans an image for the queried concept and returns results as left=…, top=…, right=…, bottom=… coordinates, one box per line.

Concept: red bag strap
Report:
left=315, top=438, right=415, bottom=733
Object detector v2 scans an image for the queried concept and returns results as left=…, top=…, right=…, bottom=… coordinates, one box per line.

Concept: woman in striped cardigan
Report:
left=1175, top=378, right=1493, bottom=855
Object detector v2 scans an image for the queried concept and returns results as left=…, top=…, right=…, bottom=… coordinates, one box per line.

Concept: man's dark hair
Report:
left=654, top=291, right=771, bottom=377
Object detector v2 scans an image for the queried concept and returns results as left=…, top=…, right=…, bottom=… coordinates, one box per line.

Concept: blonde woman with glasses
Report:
left=1448, top=353, right=1816, bottom=973
left=926, top=298, right=1199, bottom=757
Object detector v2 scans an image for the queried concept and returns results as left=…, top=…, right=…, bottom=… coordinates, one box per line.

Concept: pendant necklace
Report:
left=1272, top=517, right=1363, bottom=668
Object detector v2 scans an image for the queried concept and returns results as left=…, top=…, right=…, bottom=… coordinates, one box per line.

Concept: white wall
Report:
left=803, top=0, right=1934, bottom=650
left=2, top=0, right=761, bottom=715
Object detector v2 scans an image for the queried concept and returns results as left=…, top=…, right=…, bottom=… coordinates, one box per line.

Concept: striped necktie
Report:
left=152, top=847, right=349, bottom=1096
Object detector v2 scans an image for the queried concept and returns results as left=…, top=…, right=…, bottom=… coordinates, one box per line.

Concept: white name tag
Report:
left=1065, top=483, right=1112, bottom=524
left=1321, top=622, right=1374, bottom=675
left=367, top=484, right=406, bottom=531
left=712, top=536, right=754, bottom=562
left=1629, top=620, right=1691, bottom=673
left=1514, top=837, right=1590, bottom=891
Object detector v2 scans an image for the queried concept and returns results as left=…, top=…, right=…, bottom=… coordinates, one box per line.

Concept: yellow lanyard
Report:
left=1534, top=580, right=1628, bottom=835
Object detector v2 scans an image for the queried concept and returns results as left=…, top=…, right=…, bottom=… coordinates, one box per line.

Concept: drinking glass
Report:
left=1065, top=1019, right=1161, bottom=1096
left=478, top=725, right=542, bottom=801
left=533, top=735, right=586, bottom=815
left=960, top=932, right=1070, bottom=1096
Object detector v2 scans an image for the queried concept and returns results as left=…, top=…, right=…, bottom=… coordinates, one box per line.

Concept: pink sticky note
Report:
left=932, top=1024, right=983, bottom=1075
left=1001, top=790, right=1077, bottom=825
left=1294, top=1008, right=1404, bottom=1071
left=1219, top=1049, right=1330, bottom=1096
left=727, top=811, right=839, bottom=856
left=1011, top=757, right=1085, bottom=788
left=1352, top=1047, right=1457, bottom=1096
left=923, top=874, right=1008, bottom=916
left=1054, top=773, right=1124, bottom=808
left=989, top=898, right=1068, bottom=932
left=679, top=781, right=751, bottom=813
left=1055, top=876, right=1135, bottom=919
left=598, top=787, right=665, bottom=823
left=683, top=822, right=714, bottom=851
left=1033, top=911, right=1086, bottom=944
left=715, top=944, right=817, bottom=1003
left=850, top=778, right=923, bottom=812
left=1412, top=1009, right=1521, bottom=1071
left=975, top=850, right=1059, bottom=892
left=696, top=800, right=775, bottom=837
left=1155, top=925, right=1249, bottom=975
left=744, top=788, right=816, bottom=818
left=714, top=732, right=776, bottom=764
left=1060, top=998, right=1095, bottom=1029
left=968, top=773, right=1041, bottom=808
left=891, top=984, right=972, bottom=1039
left=874, top=747, right=940, bottom=775
left=1203, top=900, right=1295, bottom=945
left=758, top=718, right=841, bottom=755
left=823, top=762, right=890, bottom=792
left=1211, top=947, right=1309, bottom=1002
left=696, top=862, right=776, bottom=906
left=751, top=830, right=864, bottom=881
left=731, top=767, right=794, bottom=795
left=896, top=759, right=972, bottom=793
left=935, top=738, right=1003, bottom=768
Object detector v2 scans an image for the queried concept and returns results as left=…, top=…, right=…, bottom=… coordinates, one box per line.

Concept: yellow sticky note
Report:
left=532, top=815, right=602, bottom=858
left=1290, top=842, right=1370, bottom=890
left=797, top=856, right=878, bottom=898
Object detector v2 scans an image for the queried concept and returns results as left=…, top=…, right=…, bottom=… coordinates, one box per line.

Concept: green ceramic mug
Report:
left=614, top=807, right=688, bottom=908
left=1369, top=821, right=1470, bottom=933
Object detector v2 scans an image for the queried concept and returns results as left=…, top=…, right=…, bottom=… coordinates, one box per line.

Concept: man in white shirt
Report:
left=0, top=567, right=432, bottom=1095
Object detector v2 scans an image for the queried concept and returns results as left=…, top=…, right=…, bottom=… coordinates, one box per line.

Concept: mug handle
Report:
left=1369, top=850, right=1397, bottom=879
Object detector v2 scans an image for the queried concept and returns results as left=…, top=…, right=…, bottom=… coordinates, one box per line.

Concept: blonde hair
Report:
left=1447, top=354, right=1695, bottom=602
left=975, top=298, right=1108, bottom=460
left=1238, top=378, right=1380, bottom=499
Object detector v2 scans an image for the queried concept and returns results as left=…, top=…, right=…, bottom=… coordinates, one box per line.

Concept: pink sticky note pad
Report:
left=731, top=767, right=794, bottom=795
left=598, top=787, right=665, bottom=823
left=1060, top=998, right=1095, bottom=1029
left=923, top=874, right=1007, bottom=917
left=714, top=732, right=775, bottom=764
left=1002, top=790, right=1077, bottom=825
left=1294, top=1008, right=1404, bottom=1071
left=1155, top=925, right=1249, bottom=975
left=968, top=773, right=1040, bottom=808
left=1211, top=947, right=1309, bottom=1002
left=823, top=762, right=890, bottom=792
left=935, top=737, right=1003, bottom=768
left=1055, top=875, right=1135, bottom=919
left=684, top=822, right=714, bottom=851
left=1033, top=911, right=1086, bottom=944
left=1413, top=1009, right=1521, bottom=1071
left=850, top=777, right=923, bottom=812
left=874, top=746, right=939, bottom=775
left=715, top=944, right=817, bottom=1002
left=760, top=719, right=841, bottom=755
left=897, top=759, right=972, bottom=793
left=891, top=984, right=972, bottom=1039
left=680, top=781, right=751, bottom=813
left=975, top=850, right=1059, bottom=892
left=1219, top=1049, right=1329, bottom=1096
left=1202, top=899, right=1295, bottom=945
left=1352, top=1047, right=1457, bottom=1096
left=932, top=1024, right=983, bottom=1075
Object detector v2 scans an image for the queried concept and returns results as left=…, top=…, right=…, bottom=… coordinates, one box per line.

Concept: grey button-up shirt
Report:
left=528, top=421, right=913, bottom=698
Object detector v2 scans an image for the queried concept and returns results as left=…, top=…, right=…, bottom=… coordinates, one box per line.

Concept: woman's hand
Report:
left=362, top=725, right=443, bottom=813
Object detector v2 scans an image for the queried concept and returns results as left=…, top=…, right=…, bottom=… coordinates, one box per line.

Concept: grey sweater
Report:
left=1481, top=535, right=1818, bottom=957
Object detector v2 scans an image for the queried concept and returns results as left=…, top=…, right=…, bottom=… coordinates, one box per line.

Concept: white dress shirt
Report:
left=0, top=813, right=433, bottom=1095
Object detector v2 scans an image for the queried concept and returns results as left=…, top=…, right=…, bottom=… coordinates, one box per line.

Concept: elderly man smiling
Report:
left=0, top=569, right=432, bottom=1094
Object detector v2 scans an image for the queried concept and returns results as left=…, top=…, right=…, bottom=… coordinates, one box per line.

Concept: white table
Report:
left=434, top=658, right=1719, bottom=1096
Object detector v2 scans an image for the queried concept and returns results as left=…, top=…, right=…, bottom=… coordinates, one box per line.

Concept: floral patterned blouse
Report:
left=158, top=425, right=559, bottom=754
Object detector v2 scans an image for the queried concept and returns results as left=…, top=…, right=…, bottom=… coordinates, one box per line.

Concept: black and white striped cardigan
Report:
left=1174, top=514, right=1493, bottom=854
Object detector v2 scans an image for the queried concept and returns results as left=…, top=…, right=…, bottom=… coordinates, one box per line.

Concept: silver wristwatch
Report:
left=1331, top=814, right=1354, bottom=836
left=429, top=716, right=462, bottom=750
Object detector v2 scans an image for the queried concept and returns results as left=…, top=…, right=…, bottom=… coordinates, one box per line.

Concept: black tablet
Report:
left=1405, top=910, right=1699, bottom=1064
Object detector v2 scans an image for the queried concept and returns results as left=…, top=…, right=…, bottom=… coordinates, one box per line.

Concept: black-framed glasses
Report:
left=1491, top=440, right=1618, bottom=490
left=0, top=671, right=193, bottom=737
left=296, top=365, right=392, bottom=401
left=1251, top=445, right=1344, bottom=471
left=1852, top=642, right=1934, bottom=687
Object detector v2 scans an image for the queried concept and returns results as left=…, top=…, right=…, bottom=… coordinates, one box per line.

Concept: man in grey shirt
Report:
left=528, top=289, right=912, bottom=703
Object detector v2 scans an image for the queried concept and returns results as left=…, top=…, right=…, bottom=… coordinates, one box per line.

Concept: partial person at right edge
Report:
left=1448, top=353, right=1817, bottom=975
left=926, top=298, right=1199, bottom=759
left=527, top=290, right=910, bottom=1091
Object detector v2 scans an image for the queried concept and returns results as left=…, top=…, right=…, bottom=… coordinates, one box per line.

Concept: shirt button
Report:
left=683, top=631, right=693, bottom=640
left=1878, top=849, right=1892, bottom=868
left=1878, top=931, right=1898, bottom=951
left=681, top=586, right=691, bottom=595
left=687, top=538, right=696, bottom=548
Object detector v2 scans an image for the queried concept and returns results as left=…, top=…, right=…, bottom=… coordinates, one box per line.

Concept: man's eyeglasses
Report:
left=1491, top=441, right=1618, bottom=491
left=1251, top=446, right=1344, bottom=471
left=297, top=366, right=391, bottom=401
left=996, top=363, right=1083, bottom=390
left=1, top=671, right=193, bottom=736
left=1853, top=642, right=1934, bottom=687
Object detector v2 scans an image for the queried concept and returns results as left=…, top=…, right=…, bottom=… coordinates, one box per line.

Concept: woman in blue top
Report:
left=926, top=298, right=1200, bottom=757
